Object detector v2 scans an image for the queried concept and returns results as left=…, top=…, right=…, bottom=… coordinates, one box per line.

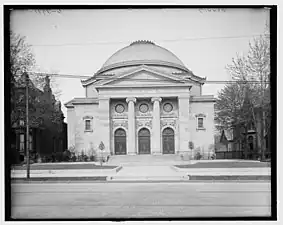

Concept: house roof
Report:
left=64, top=98, right=99, bottom=108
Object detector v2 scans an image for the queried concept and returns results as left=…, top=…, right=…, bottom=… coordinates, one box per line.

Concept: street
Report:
left=11, top=181, right=271, bottom=218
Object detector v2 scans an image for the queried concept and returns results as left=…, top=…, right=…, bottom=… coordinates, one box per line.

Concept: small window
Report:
left=20, top=134, right=25, bottom=152
left=85, top=119, right=91, bottom=131
left=19, top=120, right=25, bottom=126
left=197, top=118, right=204, bottom=129
left=29, top=134, right=33, bottom=151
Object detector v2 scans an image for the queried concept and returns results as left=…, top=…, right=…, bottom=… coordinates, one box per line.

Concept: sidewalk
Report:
left=11, top=164, right=271, bottom=181
left=11, top=166, right=122, bottom=179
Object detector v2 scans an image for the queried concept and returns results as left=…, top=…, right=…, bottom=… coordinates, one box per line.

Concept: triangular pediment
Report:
left=96, top=66, right=186, bottom=87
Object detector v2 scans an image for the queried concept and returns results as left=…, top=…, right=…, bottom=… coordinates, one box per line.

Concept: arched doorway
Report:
left=162, top=127, right=175, bottom=154
left=114, top=128, right=127, bottom=155
left=138, top=128, right=151, bottom=154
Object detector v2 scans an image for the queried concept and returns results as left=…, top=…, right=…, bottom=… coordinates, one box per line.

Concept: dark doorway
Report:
left=138, top=128, right=151, bottom=154
left=162, top=127, right=175, bottom=154
left=114, top=128, right=127, bottom=155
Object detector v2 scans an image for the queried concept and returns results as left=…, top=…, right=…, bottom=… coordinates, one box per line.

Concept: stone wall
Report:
left=189, top=99, right=215, bottom=158
left=70, top=104, right=99, bottom=155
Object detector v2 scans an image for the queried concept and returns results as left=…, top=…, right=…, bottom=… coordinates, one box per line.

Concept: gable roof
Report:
left=92, top=65, right=189, bottom=87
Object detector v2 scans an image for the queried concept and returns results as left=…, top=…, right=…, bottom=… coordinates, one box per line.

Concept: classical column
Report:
left=126, top=97, right=137, bottom=155
left=151, top=97, right=162, bottom=154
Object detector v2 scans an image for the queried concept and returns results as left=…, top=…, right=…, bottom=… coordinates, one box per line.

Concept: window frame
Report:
left=195, top=113, right=206, bottom=130
left=83, top=116, right=93, bottom=132
left=19, top=134, right=25, bottom=152
left=197, top=117, right=205, bottom=129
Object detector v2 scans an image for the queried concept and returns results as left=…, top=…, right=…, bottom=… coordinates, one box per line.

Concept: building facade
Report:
left=11, top=74, right=67, bottom=162
left=65, top=40, right=215, bottom=157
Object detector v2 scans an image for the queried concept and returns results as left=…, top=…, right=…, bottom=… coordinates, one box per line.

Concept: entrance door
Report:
left=138, top=128, right=151, bottom=154
left=114, top=128, right=127, bottom=155
left=162, top=128, right=175, bottom=154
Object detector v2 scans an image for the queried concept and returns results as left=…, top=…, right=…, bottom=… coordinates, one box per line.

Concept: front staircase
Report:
left=107, top=154, right=188, bottom=166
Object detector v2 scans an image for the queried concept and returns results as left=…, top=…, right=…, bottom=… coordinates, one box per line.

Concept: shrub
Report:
left=42, top=155, right=53, bottom=163
left=62, top=150, right=71, bottom=162
left=195, top=152, right=202, bottom=160
left=189, top=141, right=194, bottom=150
left=55, top=152, right=63, bottom=162
left=71, top=155, right=77, bottom=162
left=89, top=155, right=96, bottom=161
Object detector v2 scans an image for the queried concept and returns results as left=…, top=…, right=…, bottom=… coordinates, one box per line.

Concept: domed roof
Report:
left=100, top=40, right=188, bottom=73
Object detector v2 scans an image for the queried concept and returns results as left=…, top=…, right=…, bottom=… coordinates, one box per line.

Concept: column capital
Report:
left=151, top=97, right=162, bottom=103
left=126, top=97, right=137, bottom=104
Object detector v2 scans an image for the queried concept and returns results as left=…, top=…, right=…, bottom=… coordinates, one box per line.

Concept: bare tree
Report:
left=216, top=31, right=270, bottom=159
left=10, top=32, right=63, bottom=127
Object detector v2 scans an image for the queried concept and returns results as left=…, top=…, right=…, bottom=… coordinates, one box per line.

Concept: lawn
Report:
left=175, top=161, right=270, bottom=168
left=12, top=164, right=118, bottom=170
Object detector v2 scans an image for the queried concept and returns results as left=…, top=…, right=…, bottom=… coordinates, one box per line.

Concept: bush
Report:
left=194, top=151, right=202, bottom=160
left=89, top=155, right=96, bottom=161
left=189, top=141, right=194, bottom=150
left=55, top=152, right=63, bottom=162
left=42, top=155, right=53, bottom=163
left=62, top=150, right=71, bottom=162
left=10, top=147, right=21, bottom=165
left=71, top=155, right=77, bottom=162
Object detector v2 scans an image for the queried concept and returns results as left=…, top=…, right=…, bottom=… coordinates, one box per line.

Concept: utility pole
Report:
left=25, top=72, right=30, bottom=179
left=260, top=72, right=265, bottom=161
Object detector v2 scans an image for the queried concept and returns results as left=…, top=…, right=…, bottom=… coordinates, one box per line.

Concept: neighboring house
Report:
left=65, top=40, right=216, bottom=157
left=219, top=109, right=270, bottom=160
left=11, top=74, right=67, bottom=162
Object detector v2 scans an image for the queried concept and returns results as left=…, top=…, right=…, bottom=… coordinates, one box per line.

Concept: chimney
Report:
left=44, top=76, right=52, bottom=99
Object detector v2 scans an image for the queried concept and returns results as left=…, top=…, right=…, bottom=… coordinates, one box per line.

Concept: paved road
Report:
left=11, top=181, right=271, bottom=219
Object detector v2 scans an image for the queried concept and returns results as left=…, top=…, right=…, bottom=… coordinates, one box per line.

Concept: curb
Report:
left=11, top=176, right=271, bottom=183
left=187, top=175, right=271, bottom=181
left=11, top=166, right=123, bottom=179
left=11, top=176, right=108, bottom=182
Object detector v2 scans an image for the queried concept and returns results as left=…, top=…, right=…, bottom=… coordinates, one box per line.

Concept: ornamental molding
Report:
left=194, top=113, right=207, bottom=118
left=112, top=120, right=128, bottom=129
left=151, top=97, right=162, bottom=103
left=136, top=119, right=152, bottom=129
left=160, top=119, right=177, bottom=129
left=126, top=97, right=137, bottom=104
left=83, top=115, right=93, bottom=120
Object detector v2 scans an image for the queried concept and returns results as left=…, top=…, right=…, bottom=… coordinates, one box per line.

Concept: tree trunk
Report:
left=261, top=110, right=266, bottom=160
left=244, top=125, right=248, bottom=159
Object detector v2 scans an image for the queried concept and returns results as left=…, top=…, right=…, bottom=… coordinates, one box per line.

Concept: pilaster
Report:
left=178, top=96, right=190, bottom=154
left=98, top=97, right=110, bottom=153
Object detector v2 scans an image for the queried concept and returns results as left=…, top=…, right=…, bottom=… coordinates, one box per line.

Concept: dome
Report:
left=99, top=40, right=188, bottom=73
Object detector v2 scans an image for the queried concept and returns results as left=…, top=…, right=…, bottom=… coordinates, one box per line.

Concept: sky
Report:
left=10, top=8, right=269, bottom=119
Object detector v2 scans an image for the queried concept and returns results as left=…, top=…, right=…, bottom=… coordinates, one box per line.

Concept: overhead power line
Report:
left=27, top=71, right=270, bottom=84
left=30, top=34, right=268, bottom=47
